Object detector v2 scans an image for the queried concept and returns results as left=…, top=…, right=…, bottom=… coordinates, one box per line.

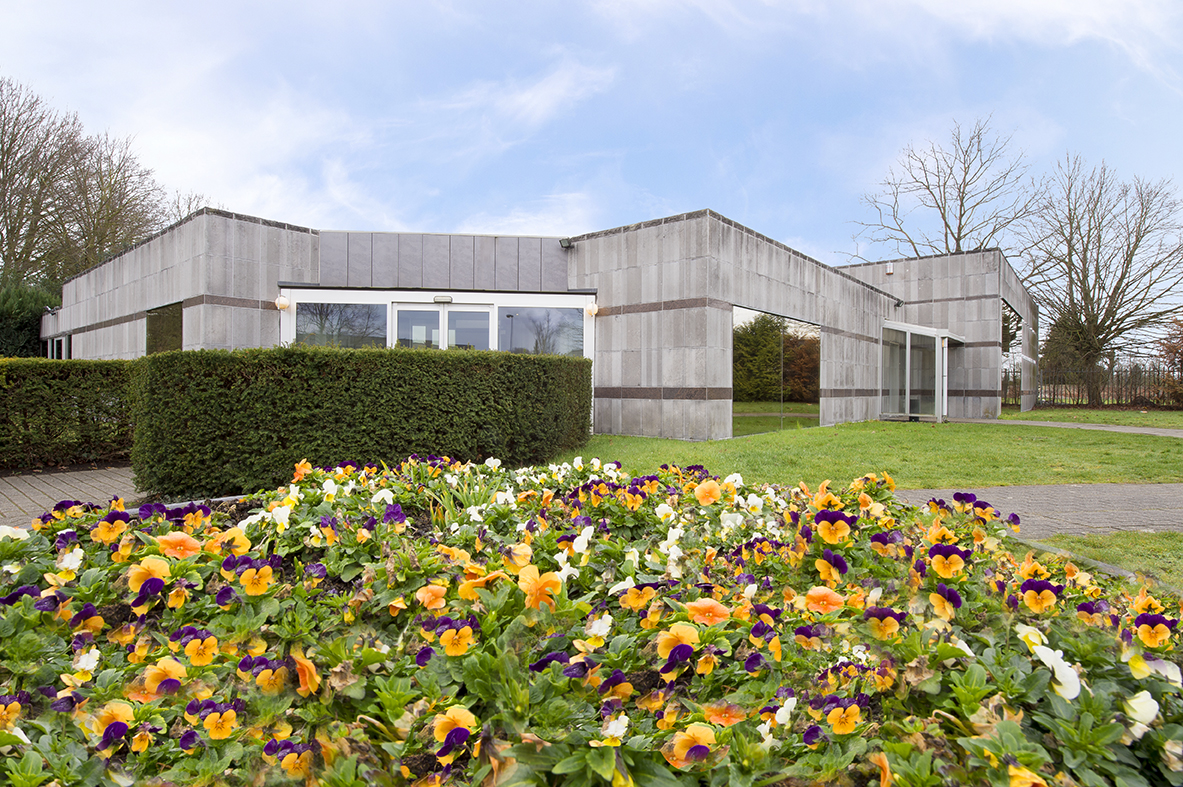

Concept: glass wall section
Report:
left=732, top=306, right=820, bottom=437
left=909, top=333, right=937, bottom=416
left=447, top=311, right=490, bottom=350
left=396, top=309, right=441, bottom=350
left=497, top=307, right=583, bottom=356
left=881, top=328, right=907, bottom=416
left=296, top=303, right=386, bottom=348
left=146, top=302, right=183, bottom=354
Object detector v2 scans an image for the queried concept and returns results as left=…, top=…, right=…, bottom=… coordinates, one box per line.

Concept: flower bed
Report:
left=1, top=457, right=1181, bottom=786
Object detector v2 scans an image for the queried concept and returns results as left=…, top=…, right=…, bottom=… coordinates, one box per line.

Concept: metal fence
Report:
left=1002, top=364, right=1182, bottom=407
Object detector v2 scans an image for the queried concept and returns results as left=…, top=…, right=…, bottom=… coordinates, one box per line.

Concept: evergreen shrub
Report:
left=130, top=345, right=592, bottom=499
left=0, top=358, right=134, bottom=468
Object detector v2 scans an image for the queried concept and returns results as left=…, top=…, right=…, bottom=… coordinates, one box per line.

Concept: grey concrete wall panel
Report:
left=318, top=231, right=348, bottom=287
left=495, top=237, right=519, bottom=291
left=398, top=234, right=423, bottom=288
left=474, top=237, right=497, bottom=290
left=422, top=235, right=451, bottom=289
left=347, top=233, right=373, bottom=288
left=541, top=240, right=568, bottom=291
left=449, top=235, right=475, bottom=290
left=518, top=237, right=542, bottom=292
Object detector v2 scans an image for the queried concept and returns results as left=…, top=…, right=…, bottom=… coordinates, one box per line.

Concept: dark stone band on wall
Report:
left=181, top=295, right=278, bottom=311
left=819, top=388, right=878, bottom=398
left=44, top=310, right=147, bottom=339
left=819, top=325, right=880, bottom=345
left=947, top=389, right=1005, bottom=398
left=46, top=295, right=277, bottom=340
left=596, top=298, right=731, bottom=317
left=961, top=341, right=1003, bottom=348
left=595, top=387, right=733, bottom=400
left=900, top=293, right=998, bottom=305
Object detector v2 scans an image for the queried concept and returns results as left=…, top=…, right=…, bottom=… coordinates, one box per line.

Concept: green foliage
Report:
left=733, top=314, right=786, bottom=403
left=130, top=344, right=592, bottom=498
left=0, top=358, right=134, bottom=469
left=0, top=283, right=59, bottom=358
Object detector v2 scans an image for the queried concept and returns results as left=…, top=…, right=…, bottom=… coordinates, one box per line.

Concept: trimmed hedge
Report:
left=131, top=345, right=592, bottom=499
left=0, top=358, right=135, bottom=468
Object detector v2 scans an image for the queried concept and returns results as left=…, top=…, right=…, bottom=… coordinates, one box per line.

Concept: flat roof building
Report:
left=42, top=207, right=1038, bottom=440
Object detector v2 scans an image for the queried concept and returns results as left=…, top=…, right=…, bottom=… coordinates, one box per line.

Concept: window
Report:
left=447, top=310, right=490, bottom=350
left=498, top=307, right=583, bottom=356
left=296, top=303, right=386, bottom=348
left=146, top=302, right=183, bottom=354
left=396, top=309, right=440, bottom=349
left=49, top=335, right=72, bottom=359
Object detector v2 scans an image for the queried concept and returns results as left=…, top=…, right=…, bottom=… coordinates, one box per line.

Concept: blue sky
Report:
left=3, top=1, right=1181, bottom=265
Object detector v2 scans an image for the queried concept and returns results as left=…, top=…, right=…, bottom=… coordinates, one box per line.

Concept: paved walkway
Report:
left=0, top=466, right=139, bottom=530
left=1, top=418, right=1181, bottom=536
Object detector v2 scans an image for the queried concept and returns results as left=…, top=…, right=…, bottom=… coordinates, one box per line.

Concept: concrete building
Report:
left=42, top=207, right=1038, bottom=440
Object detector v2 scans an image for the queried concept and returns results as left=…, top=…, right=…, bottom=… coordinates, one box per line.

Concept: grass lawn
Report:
left=1000, top=405, right=1183, bottom=429
left=1041, top=531, right=1183, bottom=589
left=558, top=420, right=1183, bottom=489
left=731, top=414, right=819, bottom=437
left=732, top=400, right=820, bottom=414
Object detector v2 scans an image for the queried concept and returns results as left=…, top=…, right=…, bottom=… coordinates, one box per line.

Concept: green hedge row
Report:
left=131, top=345, right=592, bottom=499
left=0, top=358, right=135, bottom=468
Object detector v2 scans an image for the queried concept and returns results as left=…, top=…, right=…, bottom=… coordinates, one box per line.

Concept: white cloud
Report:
left=454, top=192, right=601, bottom=236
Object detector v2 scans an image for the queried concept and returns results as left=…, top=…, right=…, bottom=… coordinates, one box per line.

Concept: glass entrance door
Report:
left=881, top=325, right=946, bottom=421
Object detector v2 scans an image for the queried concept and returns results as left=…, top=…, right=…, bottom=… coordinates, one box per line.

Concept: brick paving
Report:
left=0, top=466, right=138, bottom=530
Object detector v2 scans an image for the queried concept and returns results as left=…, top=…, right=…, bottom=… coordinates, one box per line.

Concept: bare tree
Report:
left=857, top=117, right=1042, bottom=259
left=164, top=190, right=218, bottom=225
left=47, top=132, right=167, bottom=282
left=1023, top=157, right=1183, bottom=406
left=0, top=77, right=85, bottom=287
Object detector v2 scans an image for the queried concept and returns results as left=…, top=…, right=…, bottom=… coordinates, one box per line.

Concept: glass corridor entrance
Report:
left=881, top=323, right=954, bottom=421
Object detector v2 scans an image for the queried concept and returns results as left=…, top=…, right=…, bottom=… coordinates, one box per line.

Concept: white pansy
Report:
left=2, top=564, right=19, bottom=575
left=775, top=698, right=797, bottom=725
left=744, top=584, right=758, bottom=600
left=608, top=576, right=636, bottom=595
left=744, top=493, right=764, bottom=515
left=466, top=506, right=484, bottom=523
left=603, top=714, right=629, bottom=739
left=586, top=613, right=614, bottom=639
left=655, top=503, right=675, bottom=523
left=494, top=490, right=515, bottom=507
left=573, top=525, right=595, bottom=555
left=484, top=457, right=502, bottom=470
left=554, top=551, right=579, bottom=582
left=75, top=647, right=101, bottom=672
left=59, top=547, right=84, bottom=572
left=1123, top=722, right=1152, bottom=744
left=624, top=548, right=640, bottom=566
left=1124, top=691, right=1160, bottom=725
left=239, top=512, right=267, bottom=528
left=591, top=458, right=601, bottom=470
left=1145, top=655, right=1183, bottom=687
left=573, top=457, right=584, bottom=470
left=1032, top=645, right=1081, bottom=700
left=342, top=480, right=356, bottom=495
left=724, top=472, right=744, bottom=487
left=322, top=479, right=338, bottom=497
left=757, top=719, right=776, bottom=749
left=1014, top=623, right=1047, bottom=651
left=372, top=489, right=394, bottom=506
left=271, top=505, right=292, bottom=527
left=287, top=484, right=304, bottom=499
left=0, top=525, right=29, bottom=541
left=445, top=473, right=459, bottom=487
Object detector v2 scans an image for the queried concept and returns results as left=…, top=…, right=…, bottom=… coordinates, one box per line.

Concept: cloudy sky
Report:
left=2, top=1, right=1180, bottom=265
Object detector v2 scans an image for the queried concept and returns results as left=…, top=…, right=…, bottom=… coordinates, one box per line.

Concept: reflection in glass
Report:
left=296, top=303, right=386, bottom=348
left=881, top=328, right=907, bottom=415
left=910, top=334, right=937, bottom=415
left=498, top=307, right=583, bottom=356
left=146, top=302, right=183, bottom=354
left=731, top=306, right=820, bottom=437
left=397, top=310, right=441, bottom=349
left=447, top=311, right=490, bottom=350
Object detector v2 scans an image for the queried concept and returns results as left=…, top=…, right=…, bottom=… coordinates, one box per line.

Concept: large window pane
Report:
left=397, top=309, right=440, bottom=350
left=881, top=328, right=906, bottom=415
left=147, top=302, right=183, bottom=354
left=296, top=303, right=386, bottom=348
left=448, top=310, right=489, bottom=350
left=910, top=333, right=937, bottom=415
left=498, top=307, right=582, bottom=356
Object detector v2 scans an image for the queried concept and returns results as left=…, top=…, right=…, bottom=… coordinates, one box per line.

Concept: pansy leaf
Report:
left=587, top=746, right=616, bottom=781
left=551, top=752, right=588, bottom=775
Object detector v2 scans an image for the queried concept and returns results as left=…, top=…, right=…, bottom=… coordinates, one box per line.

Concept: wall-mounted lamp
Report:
left=584, top=302, right=599, bottom=317
left=885, top=262, right=895, bottom=275
left=274, top=295, right=290, bottom=311
left=433, top=295, right=453, bottom=303
left=559, top=238, right=573, bottom=249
